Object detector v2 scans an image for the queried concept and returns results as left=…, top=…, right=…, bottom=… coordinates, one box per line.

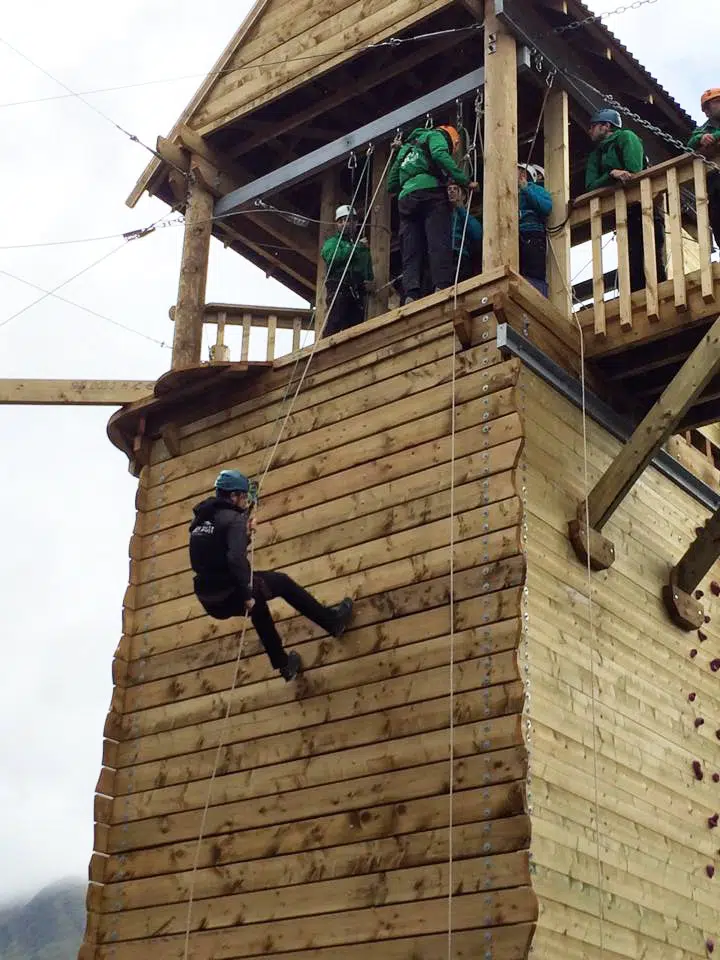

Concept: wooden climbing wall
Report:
left=80, top=299, right=537, bottom=960
left=521, top=369, right=720, bottom=959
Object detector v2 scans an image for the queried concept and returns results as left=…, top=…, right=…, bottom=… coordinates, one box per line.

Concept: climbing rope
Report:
left=525, top=68, right=556, bottom=169
left=547, top=242, right=607, bottom=954
left=179, top=142, right=395, bottom=960
left=447, top=92, right=481, bottom=959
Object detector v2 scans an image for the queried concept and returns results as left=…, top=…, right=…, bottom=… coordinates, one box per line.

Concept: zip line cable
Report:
left=0, top=22, right=484, bottom=111
left=0, top=35, right=186, bottom=173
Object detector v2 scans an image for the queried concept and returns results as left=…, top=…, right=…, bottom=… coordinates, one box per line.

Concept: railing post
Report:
left=544, top=84, right=571, bottom=317
left=171, top=165, right=214, bottom=369
left=482, top=0, right=519, bottom=272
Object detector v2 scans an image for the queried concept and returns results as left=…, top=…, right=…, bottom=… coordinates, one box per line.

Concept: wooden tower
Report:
left=4, top=0, right=709, bottom=957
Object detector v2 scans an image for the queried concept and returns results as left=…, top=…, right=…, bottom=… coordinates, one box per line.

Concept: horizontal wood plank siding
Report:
left=79, top=299, right=533, bottom=960
left=522, top=369, right=720, bottom=959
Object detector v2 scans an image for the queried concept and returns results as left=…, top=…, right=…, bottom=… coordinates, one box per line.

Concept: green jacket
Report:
left=387, top=128, right=470, bottom=200
left=320, top=234, right=374, bottom=284
left=585, top=129, right=645, bottom=191
left=688, top=117, right=720, bottom=151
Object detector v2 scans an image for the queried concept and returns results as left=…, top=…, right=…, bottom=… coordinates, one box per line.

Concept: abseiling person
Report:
left=189, top=470, right=353, bottom=682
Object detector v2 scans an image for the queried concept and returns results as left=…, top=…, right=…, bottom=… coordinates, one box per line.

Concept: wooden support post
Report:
left=667, top=165, right=688, bottom=311
left=315, top=167, right=338, bottom=336
left=664, top=507, right=720, bottom=630
left=589, top=196, right=606, bottom=336
left=615, top=189, right=632, bottom=329
left=171, top=166, right=213, bottom=369
left=694, top=158, right=715, bottom=303
left=482, top=0, right=518, bottom=272
left=640, top=178, right=659, bottom=322
left=570, top=314, right=720, bottom=569
left=368, top=143, right=392, bottom=320
left=544, top=84, right=571, bottom=318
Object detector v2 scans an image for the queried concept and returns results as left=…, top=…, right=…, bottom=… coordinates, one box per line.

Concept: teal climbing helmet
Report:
left=215, top=469, right=250, bottom=493
left=590, top=108, right=622, bottom=128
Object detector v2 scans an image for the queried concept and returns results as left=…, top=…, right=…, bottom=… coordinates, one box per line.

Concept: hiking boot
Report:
left=327, top=598, right=354, bottom=637
left=280, top=650, right=302, bottom=682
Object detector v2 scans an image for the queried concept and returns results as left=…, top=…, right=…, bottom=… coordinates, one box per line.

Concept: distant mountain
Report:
left=0, top=880, right=86, bottom=960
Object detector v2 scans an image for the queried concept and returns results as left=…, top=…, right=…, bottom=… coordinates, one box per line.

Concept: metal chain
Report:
left=569, top=72, right=720, bottom=176
left=553, top=0, right=659, bottom=34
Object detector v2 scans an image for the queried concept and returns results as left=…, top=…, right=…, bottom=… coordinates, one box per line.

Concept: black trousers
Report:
left=627, top=203, right=667, bottom=293
left=398, top=188, right=453, bottom=298
left=708, top=173, right=720, bottom=252
left=324, top=282, right=366, bottom=337
left=199, top=571, right=335, bottom=670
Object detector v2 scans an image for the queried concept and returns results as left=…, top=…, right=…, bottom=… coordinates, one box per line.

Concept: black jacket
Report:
left=189, top=497, right=252, bottom=604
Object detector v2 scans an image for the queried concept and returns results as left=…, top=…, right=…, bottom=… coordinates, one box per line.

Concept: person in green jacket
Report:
left=320, top=204, right=374, bottom=336
left=585, top=108, right=666, bottom=292
left=388, top=124, right=479, bottom=304
left=688, top=88, right=720, bottom=250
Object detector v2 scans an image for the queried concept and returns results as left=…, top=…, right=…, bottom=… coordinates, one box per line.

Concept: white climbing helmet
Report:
left=335, top=204, right=357, bottom=220
left=518, top=163, right=545, bottom=183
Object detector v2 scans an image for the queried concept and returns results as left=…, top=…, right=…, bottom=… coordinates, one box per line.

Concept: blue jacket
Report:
left=451, top=205, right=482, bottom=259
left=519, top=182, right=552, bottom=235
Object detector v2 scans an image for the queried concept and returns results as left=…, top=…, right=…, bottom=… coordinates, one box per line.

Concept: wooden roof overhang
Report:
left=127, top=0, right=695, bottom=299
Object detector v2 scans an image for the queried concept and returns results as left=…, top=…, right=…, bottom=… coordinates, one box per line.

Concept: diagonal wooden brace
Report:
left=663, top=505, right=720, bottom=630
left=570, top=315, right=720, bottom=570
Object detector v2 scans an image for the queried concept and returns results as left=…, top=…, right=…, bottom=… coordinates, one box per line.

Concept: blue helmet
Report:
left=215, top=469, right=249, bottom=493
left=590, top=108, right=622, bottom=129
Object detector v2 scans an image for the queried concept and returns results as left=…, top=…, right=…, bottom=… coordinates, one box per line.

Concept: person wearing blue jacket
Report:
left=448, top=183, right=482, bottom=281
left=518, top=163, right=553, bottom=297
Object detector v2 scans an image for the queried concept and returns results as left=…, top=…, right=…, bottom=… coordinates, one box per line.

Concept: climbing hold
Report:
left=709, top=814, right=719, bottom=829
left=705, top=615, right=712, bottom=624
left=712, top=581, right=720, bottom=596
left=691, top=649, right=699, bottom=658
left=699, top=630, right=709, bottom=642
left=696, top=718, right=706, bottom=728
left=708, top=938, right=716, bottom=954
left=713, top=773, right=720, bottom=783
left=717, top=729, right=720, bottom=740
left=711, top=659, right=720, bottom=672
left=694, top=760, right=705, bottom=780
left=689, top=692, right=697, bottom=702
left=707, top=865, right=716, bottom=879
left=696, top=589, right=705, bottom=600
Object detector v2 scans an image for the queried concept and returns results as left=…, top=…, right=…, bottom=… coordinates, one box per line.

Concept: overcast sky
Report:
left=0, top=0, right=714, bottom=906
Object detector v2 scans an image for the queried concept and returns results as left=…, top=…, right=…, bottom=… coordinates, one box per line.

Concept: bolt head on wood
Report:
left=694, top=760, right=705, bottom=780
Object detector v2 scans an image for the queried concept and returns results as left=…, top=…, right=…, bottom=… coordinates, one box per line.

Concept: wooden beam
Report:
left=229, top=35, right=464, bottom=161
left=171, top=167, right=213, bottom=369
left=579, top=314, right=720, bottom=540
left=0, top=379, right=155, bottom=406
left=544, top=84, right=571, bottom=318
left=483, top=0, right=519, bottom=272
left=368, top=143, right=392, bottom=319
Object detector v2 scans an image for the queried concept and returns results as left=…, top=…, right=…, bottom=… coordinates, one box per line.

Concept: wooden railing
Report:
left=199, top=303, right=315, bottom=362
left=569, top=154, right=715, bottom=335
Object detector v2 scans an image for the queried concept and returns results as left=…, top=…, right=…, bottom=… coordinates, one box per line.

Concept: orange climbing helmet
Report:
left=701, top=88, right=720, bottom=112
left=436, top=124, right=461, bottom=152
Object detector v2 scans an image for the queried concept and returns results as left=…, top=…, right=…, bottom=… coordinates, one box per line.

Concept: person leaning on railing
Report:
left=585, top=108, right=667, bottom=293
left=688, top=88, right=720, bottom=252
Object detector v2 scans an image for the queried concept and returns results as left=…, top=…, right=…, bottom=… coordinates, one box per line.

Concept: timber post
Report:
left=482, top=0, right=519, bottom=272
left=544, top=84, right=571, bottom=317
left=171, top=164, right=214, bottom=369
left=368, top=143, right=392, bottom=319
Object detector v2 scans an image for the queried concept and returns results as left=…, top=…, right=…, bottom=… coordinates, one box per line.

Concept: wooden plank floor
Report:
left=522, top=370, right=720, bottom=959
left=79, top=302, right=534, bottom=960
